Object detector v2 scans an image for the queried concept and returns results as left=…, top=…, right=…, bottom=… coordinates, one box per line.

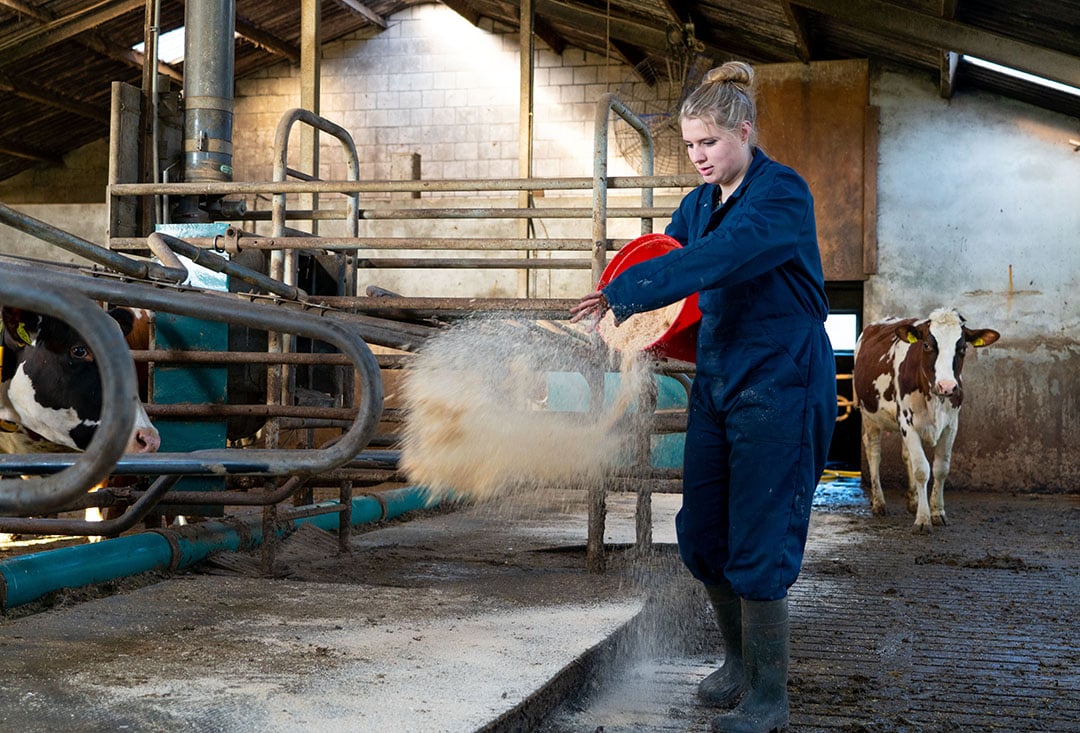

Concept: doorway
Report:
left=825, top=282, right=863, bottom=472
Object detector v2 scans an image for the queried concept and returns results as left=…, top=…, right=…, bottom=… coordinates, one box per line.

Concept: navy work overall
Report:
left=602, top=149, right=836, bottom=601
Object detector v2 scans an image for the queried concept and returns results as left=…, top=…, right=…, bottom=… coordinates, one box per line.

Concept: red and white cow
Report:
left=853, top=308, right=999, bottom=533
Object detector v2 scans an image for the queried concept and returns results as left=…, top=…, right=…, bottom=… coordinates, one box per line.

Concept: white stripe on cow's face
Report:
left=928, top=309, right=964, bottom=396
left=7, top=368, right=83, bottom=450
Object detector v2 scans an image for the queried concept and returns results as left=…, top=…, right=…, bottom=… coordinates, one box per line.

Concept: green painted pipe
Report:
left=0, top=485, right=441, bottom=610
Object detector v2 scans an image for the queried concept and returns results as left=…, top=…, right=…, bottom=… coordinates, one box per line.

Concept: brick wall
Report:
left=233, top=3, right=641, bottom=189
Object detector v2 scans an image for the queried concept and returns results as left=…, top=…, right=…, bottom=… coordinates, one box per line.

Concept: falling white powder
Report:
left=400, top=318, right=654, bottom=504
left=596, top=299, right=687, bottom=354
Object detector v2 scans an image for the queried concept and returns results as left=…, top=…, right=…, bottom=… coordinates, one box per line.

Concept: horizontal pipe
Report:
left=0, top=203, right=185, bottom=283
left=239, top=206, right=675, bottom=221
left=0, top=485, right=441, bottom=610
left=112, top=236, right=609, bottom=252
left=109, top=174, right=698, bottom=197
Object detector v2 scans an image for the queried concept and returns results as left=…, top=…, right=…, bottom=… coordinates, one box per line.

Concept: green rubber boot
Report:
left=698, top=582, right=745, bottom=707
left=711, top=597, right=790, bottom=733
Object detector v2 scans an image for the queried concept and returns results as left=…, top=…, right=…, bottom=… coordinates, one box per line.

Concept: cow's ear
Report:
left=896, top=324, right=920, bottom=344
left=1, top=307, right=40, bottom=347
left=965, top=328, right=1000, bottom=347
left=107, top=307, right=135, bottom=337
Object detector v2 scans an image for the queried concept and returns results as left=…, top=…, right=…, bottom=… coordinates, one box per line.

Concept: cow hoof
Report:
left=911, top=522, right=932, bottom=535
left=870, top=503, right=887, bottom=516
left=932, top=514, right=948, bottom=527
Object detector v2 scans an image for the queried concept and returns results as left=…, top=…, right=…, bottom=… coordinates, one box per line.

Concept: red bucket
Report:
left=595, top=233, right=701, bottom=363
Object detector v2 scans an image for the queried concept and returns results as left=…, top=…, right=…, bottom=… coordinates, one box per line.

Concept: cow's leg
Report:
left=900, top=440, right=919, bottom=515
left=861, top=420, right=886, bottom=515
left=930, top=425, right=957, bottom=527
left=899, top=428, right=932, bottom=533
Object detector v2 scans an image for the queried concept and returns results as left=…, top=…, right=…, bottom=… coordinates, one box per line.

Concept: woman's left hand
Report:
left=569, top=290, right=609, bottom=324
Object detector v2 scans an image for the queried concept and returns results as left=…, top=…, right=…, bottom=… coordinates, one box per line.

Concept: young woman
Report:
left=572, top=61, right=836, bottom=733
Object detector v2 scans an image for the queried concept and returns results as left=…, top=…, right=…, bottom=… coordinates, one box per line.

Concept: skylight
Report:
left=133, top=27, right=186, bottom=65
left=962, top=55, right=1080, bottom=98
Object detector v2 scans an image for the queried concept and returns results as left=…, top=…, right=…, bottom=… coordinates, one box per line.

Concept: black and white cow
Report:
left=853, top=307, right=1000, bottom=533
left=0, top=305, right=159, bottom=456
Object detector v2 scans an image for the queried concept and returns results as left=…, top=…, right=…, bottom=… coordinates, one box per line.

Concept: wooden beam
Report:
left=655, top=0, right=685, bottom=25
left=440, top=0, right=481, bottom=27
left=789, top=0, right=1080, bottom=88
left=235, top=16, right=301, bottom=64
left=0, top=0, right=146, bottom=65
left=335, top=0, right=387, bottom=29
left=940, top=49, right=959, bottom=98
left=780, top=1, right=814, bottom=63
left=0, top=139, right=63, bottom=164
left=89, top=31, right=184, bottom=84
left=0, top=0, right=44, bottom=16
left=532, top=14, right=566, bottom=55
left=0, top=0, right=182, bottom=84
left=0, top=71, right=110, bottom=124
left=937, top=1, right=958, bottom=98
left=529, top=0, right=728, bottom=60
left=607, top=39, right=639, bottom=70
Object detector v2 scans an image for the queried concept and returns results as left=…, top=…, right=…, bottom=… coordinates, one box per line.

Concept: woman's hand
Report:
left=569, top=290, right=610, bottom=324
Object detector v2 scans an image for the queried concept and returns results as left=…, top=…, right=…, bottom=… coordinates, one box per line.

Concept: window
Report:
left=133, top=27, right=186, bottom=65
left=825, top=312, right=858, bottom=353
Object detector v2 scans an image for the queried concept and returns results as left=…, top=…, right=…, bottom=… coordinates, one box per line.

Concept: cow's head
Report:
left=1, top=306, right=160, bottom=453
left=895, top=308, right=1000, bottom=402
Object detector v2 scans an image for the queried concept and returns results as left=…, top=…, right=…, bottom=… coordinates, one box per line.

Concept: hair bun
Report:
left=703, top=61, right=754, bottom=90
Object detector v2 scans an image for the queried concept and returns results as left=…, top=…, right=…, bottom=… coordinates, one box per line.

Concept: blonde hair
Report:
left=679, top=61, right=758, bottom=145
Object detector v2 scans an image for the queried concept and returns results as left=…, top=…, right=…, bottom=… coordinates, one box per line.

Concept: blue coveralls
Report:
left=601, top=149, right=836, bottom=601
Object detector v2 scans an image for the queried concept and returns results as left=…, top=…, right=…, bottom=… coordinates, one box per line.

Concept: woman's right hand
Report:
left=569, top=290, right=609, bottom=324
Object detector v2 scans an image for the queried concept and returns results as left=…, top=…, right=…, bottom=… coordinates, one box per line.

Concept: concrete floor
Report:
left=0, top=483, right=1077, bottom=733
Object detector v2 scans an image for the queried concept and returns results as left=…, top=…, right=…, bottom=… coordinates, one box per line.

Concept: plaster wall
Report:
left=869, top=67, right=1080, bottom=491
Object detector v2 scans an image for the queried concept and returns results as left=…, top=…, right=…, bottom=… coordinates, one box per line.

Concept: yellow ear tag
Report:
left=15, top=322, right=32, bottom=345
left=905, top=332, right=918, bottom=344
left=972, top=337, right=984, bottom=347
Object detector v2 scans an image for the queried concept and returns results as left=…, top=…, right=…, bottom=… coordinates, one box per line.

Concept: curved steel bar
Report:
left=0, top=474, right=181, bottom=537
left=0, top=272, right=138, bottom=515
left=147, top=231, right=306, bottom=300
left=272, top=107, right=360, bottom=238
left=0, top=202, right=187, bottom=283
left=0, top=259, right=384, bottom=477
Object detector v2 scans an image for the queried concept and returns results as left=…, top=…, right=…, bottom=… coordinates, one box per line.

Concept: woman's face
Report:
left=681, top=117, right=753, bottom=190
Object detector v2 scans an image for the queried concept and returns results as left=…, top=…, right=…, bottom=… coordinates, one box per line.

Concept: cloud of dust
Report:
left=400, top=318, right=655, bottom=504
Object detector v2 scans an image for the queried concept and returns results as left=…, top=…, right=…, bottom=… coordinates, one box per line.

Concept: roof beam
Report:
left=937, top=2, right=957, bottom=98
left=0, top=0, right=145, bottom=65
left=788, top=0, right=1080, bottom=88
left=0, top=71, right=110, bottom=124
left=529, top=0, right=728, bottom=60
left=0, top=0, right=43, bottom=15
left=0, top=137, right=63, bottom=164
left=533, top=14, right=567, bottom=55
left=335, top=0, right=387, bottom=30
left=780, top=1, right=814, bottom=62
left=235, top=16, right=301, bottom=64
left=440, top=0, right=481, bottom=27
left=0, top=0, right=181, bottom=83
left=940, top=50, right=959, bottom=98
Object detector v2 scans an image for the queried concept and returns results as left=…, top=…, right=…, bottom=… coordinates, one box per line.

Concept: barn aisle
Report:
left=542, top=485, right=1080, bottom=732
left=0, top=484, right=1075, bottom=732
